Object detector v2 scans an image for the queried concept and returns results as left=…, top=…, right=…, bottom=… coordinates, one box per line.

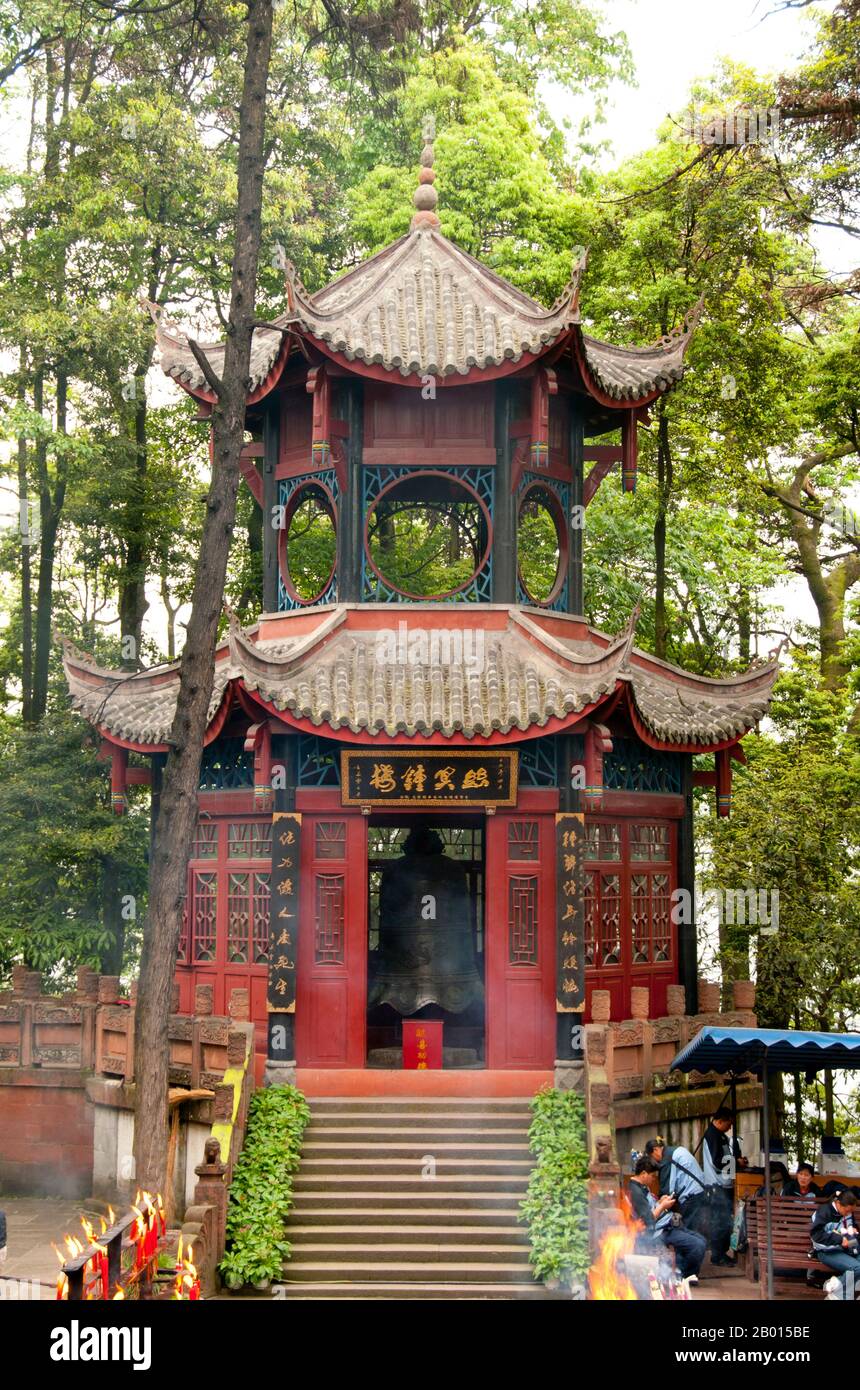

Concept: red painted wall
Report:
left=0, top=1072, right=94, bottom=1197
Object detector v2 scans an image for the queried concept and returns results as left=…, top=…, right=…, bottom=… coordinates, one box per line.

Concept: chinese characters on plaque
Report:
left=267, top=811, right=301, bottom=1013
left=556, top=812, right=585, bottom=1012
left=341, top=750, right=517, bottom=808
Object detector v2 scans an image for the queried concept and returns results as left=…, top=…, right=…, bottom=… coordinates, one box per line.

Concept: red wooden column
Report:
left=485, top=812, right=556, bottom=1069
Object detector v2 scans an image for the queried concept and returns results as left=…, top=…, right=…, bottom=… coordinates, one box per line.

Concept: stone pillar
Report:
left=697, top=977, right=720, bottom=1014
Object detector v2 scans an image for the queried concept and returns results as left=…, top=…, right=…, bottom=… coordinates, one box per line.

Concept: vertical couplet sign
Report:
left=403, top=1020, right=443, bottom=1070
left=556, top=812, right=585, bottom=1012
left=268, top=811, right=301, bottom=1012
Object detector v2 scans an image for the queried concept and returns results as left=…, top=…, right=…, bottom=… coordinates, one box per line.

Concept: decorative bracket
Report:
left=583, top=721, right=613, bottom=811
left=307, top=364, right=348, bottom=490
left=244, top=721, right=273, bottom=812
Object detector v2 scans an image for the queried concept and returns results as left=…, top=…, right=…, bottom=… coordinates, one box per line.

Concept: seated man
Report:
left=785, top=1162, right=819, bottom=1200
left=644, top=1137, right=708, bottom=1234
left=811, top=1188, right=860, bottom=1300
left=628, top=1157, right=708, bottom=1280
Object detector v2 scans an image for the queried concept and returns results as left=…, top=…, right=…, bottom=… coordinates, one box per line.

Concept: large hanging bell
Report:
left=369, top=826, right=484, bottom=1015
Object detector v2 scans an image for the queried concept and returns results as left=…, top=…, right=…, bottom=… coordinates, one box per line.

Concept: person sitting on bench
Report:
left=785, top=1162, right=818, bottom=1200
left=756, top=1162, right=792, bottom=1197
left=628, top=1157, right=707, bottom=1280
left=811, top=1188, right=860, bottom=1300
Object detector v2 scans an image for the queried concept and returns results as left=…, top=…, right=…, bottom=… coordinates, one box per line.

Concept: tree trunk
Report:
left=17, top=374, right=33, bottom=724
left=32, top=368, right=67, bottom=723
left=132, top=0, right=274, bottom=1194
left=118, top=385, right=150, bottom=669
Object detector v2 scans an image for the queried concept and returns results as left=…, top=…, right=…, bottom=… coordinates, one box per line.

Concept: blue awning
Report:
left=670, top=1026, right=860, bottom=1076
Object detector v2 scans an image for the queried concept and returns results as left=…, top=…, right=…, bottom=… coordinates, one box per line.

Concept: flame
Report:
left=107, top=1205, right=116, bottom=1225
left=588, top=1200, right=640, bottom=1301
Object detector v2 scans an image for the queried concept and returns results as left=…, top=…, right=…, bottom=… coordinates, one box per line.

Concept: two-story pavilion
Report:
left=62, top=129, right=777, bottom=1089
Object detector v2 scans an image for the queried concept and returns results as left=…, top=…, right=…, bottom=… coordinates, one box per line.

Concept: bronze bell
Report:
left=369, top=826, right=483, bottom=1015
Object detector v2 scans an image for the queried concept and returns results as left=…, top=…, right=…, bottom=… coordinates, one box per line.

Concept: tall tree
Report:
left=133, top=0, right=275, bottom=1192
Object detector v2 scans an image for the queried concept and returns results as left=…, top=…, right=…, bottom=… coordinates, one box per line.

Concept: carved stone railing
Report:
left=0, top=967, right=251, bottom=1087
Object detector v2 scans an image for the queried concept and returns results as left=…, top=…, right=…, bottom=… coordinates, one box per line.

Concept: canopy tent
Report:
left=669, top=1025, right=860, bottom=1301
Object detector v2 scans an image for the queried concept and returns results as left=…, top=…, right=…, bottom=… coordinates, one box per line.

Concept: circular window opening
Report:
left=279, top=482, right=337, bottom=604
left=365, top=472, right=491, bottom=600
left=518, top=483, right=566, bottom=605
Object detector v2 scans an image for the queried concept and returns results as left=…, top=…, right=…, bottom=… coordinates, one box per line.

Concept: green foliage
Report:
left=707, top=657, right=860, bottom=1032
left=0, top=710, right=148, bottom=985
left=220, top=1085, right=311, bottom=1289
left=520, top=1086, right=590, bottom=1285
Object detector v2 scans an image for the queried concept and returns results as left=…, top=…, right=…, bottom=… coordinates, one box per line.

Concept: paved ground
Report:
left=0, top=1195, right=106, bottom=1299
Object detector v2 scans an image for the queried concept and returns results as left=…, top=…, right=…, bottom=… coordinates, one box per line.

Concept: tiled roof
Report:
left=61, top=607, right=777, bottom=749
left=156, top=228, right=696, bottom=397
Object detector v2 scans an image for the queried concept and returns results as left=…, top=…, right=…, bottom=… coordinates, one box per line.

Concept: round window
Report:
left=279, top=482, right=337, bottom=604
left=517, top=483, right=566, bottom=605
left=364, top=472, right=491, bottom=600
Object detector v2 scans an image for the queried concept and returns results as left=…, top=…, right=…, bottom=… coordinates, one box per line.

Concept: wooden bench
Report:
left=745, top=1197, right=831, bottom=1295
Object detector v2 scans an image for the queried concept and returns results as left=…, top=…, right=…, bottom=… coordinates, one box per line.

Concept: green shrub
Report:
left=219, top=1084, right=310, bottom=1289
left=520, top=1086, right=589, bottom=1285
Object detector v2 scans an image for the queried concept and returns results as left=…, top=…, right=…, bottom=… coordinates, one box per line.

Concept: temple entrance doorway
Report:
left=366, top=815, right=485, bottom=1069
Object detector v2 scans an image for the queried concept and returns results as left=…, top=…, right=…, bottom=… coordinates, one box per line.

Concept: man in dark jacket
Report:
left=811, top=1189, right=860, bottom=1300
left=0, top=1207, right=6, bottom=1265
left=702, top=1108, right=744, bottom=1265
left=628, top=1156, right=707, bottom=1279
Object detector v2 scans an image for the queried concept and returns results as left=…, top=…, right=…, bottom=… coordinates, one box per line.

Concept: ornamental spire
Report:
left=410, top=114, right=440, bottom=231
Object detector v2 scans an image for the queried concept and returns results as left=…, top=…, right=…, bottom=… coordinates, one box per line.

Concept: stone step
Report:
left=305, top=1112, right=532, bottom=1131
left=272, top=1281, right=560, bottom=1301
left=287, top=1206, right=525, bottom=1225
left=298, top=1157, right=533, bottom=1176
left=281, top=1260, right=534, bottom=1284
left=287, top=1225, right=529, bottom=1247
left=307, top=1098, right=533, bottom=1115
left=289, top=1191, right=526, bottom=1211
left=285, top=1241, right=531, bottom=1265
left=300, top=1140, right=531, bottom=1161
left=293, top=1174, right=530, bottom=1194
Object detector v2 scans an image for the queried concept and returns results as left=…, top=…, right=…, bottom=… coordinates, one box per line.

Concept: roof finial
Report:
left=411, top=113, right=440, bottom=231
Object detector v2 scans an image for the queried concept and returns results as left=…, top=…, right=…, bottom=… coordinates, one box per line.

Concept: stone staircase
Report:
left=280, top=1096, right=561, bottom=1299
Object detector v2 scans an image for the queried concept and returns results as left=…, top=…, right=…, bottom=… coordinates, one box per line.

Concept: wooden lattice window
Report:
left=191, top=871, right=217, bottom=963
left=192, top=822, right=218, bottom=859
left=228, top=821, right=273, bottom=859
left=227, top=872, right=250, bottom=963
left=587, top=870, right=621, bottom=966
left=507, top=820, right=538, bottom=861
left=315, top=874, right=344, bottom=964
left=632, top=870, right=672, bottom=964
left=585, top=821, right=621, bottom=861
left=178, top=895, right=189, bottom=963
left=252, top=873, right=270, bottom=964
left=630, top=823, right=670, bottom=863
left=315, top=821, right=346, bottom=860
left=508, top=875, right=538, bottom=965
left=226, top=871, right=273, bottom=963
left=227, top=871, right=272, bottom=963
